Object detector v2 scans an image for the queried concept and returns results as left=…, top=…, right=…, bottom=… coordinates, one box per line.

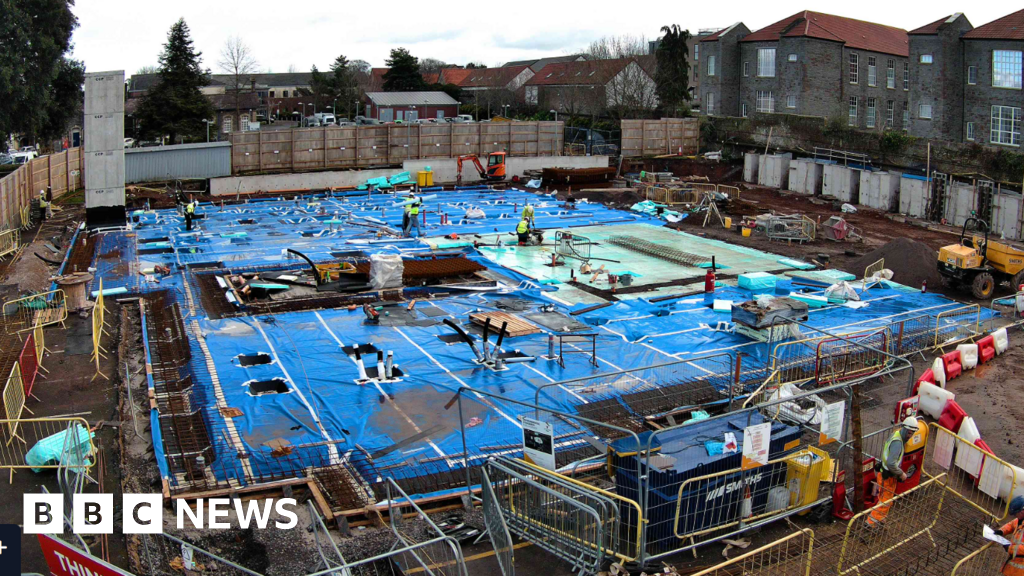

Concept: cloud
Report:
left=493, top=30, right=597, bottom=52
left=384, top=28, right=466, bottom=44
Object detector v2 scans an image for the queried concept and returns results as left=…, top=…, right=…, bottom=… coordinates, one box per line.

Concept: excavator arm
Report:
left=456, top=155, right=487, bottom=186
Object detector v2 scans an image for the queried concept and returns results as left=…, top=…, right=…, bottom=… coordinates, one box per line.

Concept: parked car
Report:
left=355, top=116, right=380, bottom=125
left=124, top=138, right=135, bottom=148
left=313, top=112, right=336, bottom=126
left=0, top=154, right=14, bottom=165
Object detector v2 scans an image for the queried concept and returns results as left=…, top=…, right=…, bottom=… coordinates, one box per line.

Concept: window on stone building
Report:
left=849, top=53, right=859, bottom=84
left=903, top=62, right=909, bottom=90
left=967, top=122, right=975, bottom=141
left=743, top=61, right=749, bottom=77
left=757, top=48, right=776, bottom=77
left=886, top=100, right=895, bottom=128
left=283, top=90, right=289, bottom=97
left=992, top=50, right=1023, bottom=89
left=269, top=90, right=275, bottom=98
left=707, top=55, right=716, bottom=76
left=867, top=97, right=876, bottom=127
left=756, top=90, right=774, bottom=113
left=222, top=115, right=233, bottom=133
left=694, top=44, right=699, bottom=64
left=788, top=53, right=798, bottom=62
left=741, top=103, right=748, bottom=118
left=848, top=96, right=858, bottom=126
left=920, top=54, right=933, bottom=64
left=706, top=92, right=715, bottom=115
left=991, top=105, right=1021, bottom=146
left=902, top=108, right=910, bottom=131
left=968, top=66, right=977, bottom=85
left=887, top=60, right=895, bottom=89
left=787, top=95, right=796, bottom=109
left=868, top=57, right=877, bottom=86
left=919, top=104, right=932, bottom=119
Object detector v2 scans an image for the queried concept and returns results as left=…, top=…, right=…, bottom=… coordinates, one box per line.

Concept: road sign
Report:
left=37, top=534, right=136, bottom=576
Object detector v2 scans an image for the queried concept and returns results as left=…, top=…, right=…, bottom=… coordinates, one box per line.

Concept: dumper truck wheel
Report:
left=1012, top=270, right=1024, bottom=294
left=972, top=272, right=995, bottom=299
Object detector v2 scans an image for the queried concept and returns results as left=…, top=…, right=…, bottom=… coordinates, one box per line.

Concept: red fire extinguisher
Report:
left=704, top=256, right=717, bottom=294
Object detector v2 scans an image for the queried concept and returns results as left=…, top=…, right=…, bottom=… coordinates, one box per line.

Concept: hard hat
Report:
left=1012, top=496, right=1024, bottom=516
left=902, top=417, right=918, bottom=430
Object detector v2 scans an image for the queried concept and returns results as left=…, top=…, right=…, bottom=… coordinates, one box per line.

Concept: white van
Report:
left=314, top=113, right=336, bottom=126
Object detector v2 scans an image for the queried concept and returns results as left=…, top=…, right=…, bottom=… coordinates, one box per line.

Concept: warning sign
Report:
left=521, top=417, right=556, bottom=471
left=819, top=401, right=845, bottom=445
left=741, top=422, right=772, bottom=470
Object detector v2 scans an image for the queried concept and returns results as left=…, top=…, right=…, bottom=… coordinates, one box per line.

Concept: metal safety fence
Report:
left=933, top=304, right=982, bottom=349
left=0, top=228, right=18, bottom=259
left=19, top=329, right=40, bottom=401
left=951, top=542, right=1008, bottom=575
left=770, top=327, right=894, bottom=389
left=923, top=422, right=1016, bottom=521
left=481, top=468, right=515, bottom=576
left=3, top=364, right=28, bottom=444
left=863, top=258, right=885, bottom=280
left=91, top=277, right=110, bottom=381
left=688, top=528, right=814, bottom=576
left=0, top=417, right=95, bottom=482
left=833, top=474, right=948, bottom=575
left=2, top=288, right=68, bottom=334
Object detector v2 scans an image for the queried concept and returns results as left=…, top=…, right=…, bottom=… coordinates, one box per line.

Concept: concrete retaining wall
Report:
left=859, top=170, right=901, bottom=212
left=899, top=176, right=929, bottom=217
left=743, top=153, right=759, bottom=183
left=210, top=155, right=608, bottom=195
left=758, top=154, right=790, bottom=189
left=788, top=159, right=823, bottom=196
left=822, top=164, right=860, bottom=203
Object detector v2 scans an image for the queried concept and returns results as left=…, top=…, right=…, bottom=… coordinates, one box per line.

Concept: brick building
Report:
left=524, top=57, right=658, bottom=117
left=700, top=11, right=910, bottom=129
left=909, top=9, right=1022, bottom=148
left=362, top=92, right=459, bottom=122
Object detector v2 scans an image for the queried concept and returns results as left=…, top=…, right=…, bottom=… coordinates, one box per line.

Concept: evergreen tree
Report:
left=305, top=65, right=333, bottom=110
left=136, top=19, right=215, bottom=143
left=330, top=55, right=359, bottom=119
left=0, top=0, right=81, bottom=145
left=655, top=25, right=692, bottom=117
left=382, top=48, right=425, bottom=92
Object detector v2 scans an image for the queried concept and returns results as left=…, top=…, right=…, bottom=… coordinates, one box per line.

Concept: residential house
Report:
left=363, top=92, right=459, bottom=122
left=503, top=55, right=587, bottom=73
left=650, top=29, right=721, bottom=100
left=700, top=11, right=911, bottom=132
left=524, top=57, right=658, bottom=117
left=907, top=14, right=974, bottom=142
left=458, top=65, right=535, bottom=112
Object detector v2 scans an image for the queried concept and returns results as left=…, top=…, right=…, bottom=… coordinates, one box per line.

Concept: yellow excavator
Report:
left=938, top=217, right=1024, bottom=299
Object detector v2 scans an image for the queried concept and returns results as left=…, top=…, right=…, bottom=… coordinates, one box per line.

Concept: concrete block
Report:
left=83, top=71, right=125, bottom=114
left=84, top=112, right=125, bottom=153
left=84, top=150, right=125, bottom=190
left=822, top=165, right=860, bottom=203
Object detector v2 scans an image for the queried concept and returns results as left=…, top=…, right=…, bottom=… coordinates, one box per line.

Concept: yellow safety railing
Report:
left=770, top=328, right=891, bottom=388
left=951, top=542, right=1009, bottom=576
left=741, top=369, right=782, bottom=409
left=3, top=364, right=31, bottom=445
left=20, top=205, right=31, bottom=230
left=2, top=289, right=68, bottom=334
left=923, top=422, right=1015, bottom=521
left=933, top=304, right=981, bottom=349
left=0, top=417, right=95, bottom=483
left=688, top=528, right=814, bottom=576
left=864, top=258, right=885, bottom=280
left=674, top=450, right=826, bottom=543
left=718, top=184, right=741, bottom=200
left=33, top=321, right=50, bottom=375
left=90, top=278, right=109, bottom=381
left=834, top=474, right=947, bottom=575
left=0, top=228, right=18, bottom=259
left=514, top=458, right=645, bottom=562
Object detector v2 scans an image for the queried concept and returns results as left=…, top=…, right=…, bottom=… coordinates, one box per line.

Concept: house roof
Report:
left=365, top=92, right=459, bottom=106
left=458, top=65, right=531, bottom=88
left=437, top=68, right=472, bottom=85
left=964, top=8, right=1024, bottom=40
left=741, top=10, right=909, bottom=57
left=207, top=92, right=262, bottom=111
left=209, top=72, right=313, bottom=89
left=701, top=23, right=743, bottom=42
left=908, top=13, right=964, bottom=35
left=525, top=58, right=642, bottom=86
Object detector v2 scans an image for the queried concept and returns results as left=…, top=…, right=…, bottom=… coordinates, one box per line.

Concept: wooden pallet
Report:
left=469, top=311, right=540, bottom=337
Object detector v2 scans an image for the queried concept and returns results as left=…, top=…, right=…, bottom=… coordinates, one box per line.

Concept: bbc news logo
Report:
left=24, top=494, right=299, bottom=534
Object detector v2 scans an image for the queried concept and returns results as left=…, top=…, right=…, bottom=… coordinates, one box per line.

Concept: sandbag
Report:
left=931, top=357, right=947, bottom=388
left=918, top=382, right=954, bottom=419
left=994, top=327, right=1009, bottom=354
left=956, top=343, right=979, bottom=370
left=369, top=254, right=404, bottom=290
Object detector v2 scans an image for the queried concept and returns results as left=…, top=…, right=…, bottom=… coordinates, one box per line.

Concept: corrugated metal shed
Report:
left=125, top=141, right=231, bottom=183
left=365, top=91, right=459, bottom=106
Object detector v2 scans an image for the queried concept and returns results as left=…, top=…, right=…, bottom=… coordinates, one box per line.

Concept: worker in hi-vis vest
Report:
left=516, top=219, right=530, bottom=245
left=184, top=198, right=196, bottom=231
left=866, top=417, right=917, bottom=528
left=521, top=204, right=535, bottom=229
left=995, top=496, right=1024, bottom=575
left=403, top=192, right=422, bottom=238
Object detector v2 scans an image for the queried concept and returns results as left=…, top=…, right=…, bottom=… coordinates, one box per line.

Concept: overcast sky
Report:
left=71, top=1, right=1011, bottom=77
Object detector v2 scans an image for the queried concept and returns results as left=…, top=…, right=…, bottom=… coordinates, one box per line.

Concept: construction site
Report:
left=4, top=79, right=1024, bottom=576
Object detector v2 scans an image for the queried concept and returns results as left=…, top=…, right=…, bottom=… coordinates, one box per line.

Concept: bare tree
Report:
left=586, top=35, right=658, bottom=119
left=219, top=36, right=259, bottom=129
left=135, top=65, right=158, bottom=75
left=287, top=63, right=298, bottom=73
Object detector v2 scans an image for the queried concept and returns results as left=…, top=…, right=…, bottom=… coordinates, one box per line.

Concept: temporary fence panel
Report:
left=923, top=422, right=1015, bottom=521
left=951, top=542, right=1008, bottom=576
left=19, top=330, right=39, bottom=400
left=482, top=468, right=515, bottom=576
left=863, top=258, right=885, bottom=280
left=814, top=329, right=890, bottom=385
left=620, top=118, right=700, bottom=157
left=2, top=364, right=27, bottom=444
left=90, top=278, right=109, bottom=380
left=2, top=289, right=68, bottom=334
left=834, top=474, right=947, bottom=575
left=484, top=458, right=609, bottom=575
left=229, top=122, right=564, bottom=175
left=933, top=304, right=981, bottom=349
left=0, top=418, right=95, bottom=481
left=687, top=528, right=814, bottom=576
left=385, top=477, right=470, bottom=576
left=0, top=228, right=19, bottom=259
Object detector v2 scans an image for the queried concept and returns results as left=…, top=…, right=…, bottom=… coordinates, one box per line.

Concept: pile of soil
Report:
left=844, top=237, right=943, bottom=289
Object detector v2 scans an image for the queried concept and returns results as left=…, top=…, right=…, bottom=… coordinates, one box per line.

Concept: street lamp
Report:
left=457, top=101, right=461, bottom=117
left=354, top=100, right=359, bottom=119
left=550, top=109, right=558, bottom=122
left=301, top=102, right=307, bottom=117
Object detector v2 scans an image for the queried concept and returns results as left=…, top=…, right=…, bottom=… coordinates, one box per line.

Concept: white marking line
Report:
left=251, top=318, right=339, bottom=462
left=313, top=311, right=449, bottom=462
left=392, top=326, right=521, bottom=429
left=599, top=324, right=715, bottom=376
left=522, top=362, right=589, bottom=404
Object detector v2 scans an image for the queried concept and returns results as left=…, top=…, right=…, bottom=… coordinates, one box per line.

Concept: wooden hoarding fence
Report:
left=621, top=118, right=700, bottom=157
left=0, top=148, right=83, bottom=231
